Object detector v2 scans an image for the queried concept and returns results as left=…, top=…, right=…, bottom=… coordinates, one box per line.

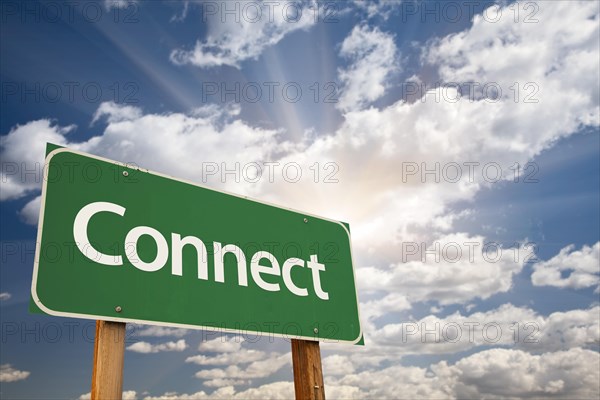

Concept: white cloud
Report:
left=328, top=363, right=452, bottom=399
left=448, top=347, right=599, bottom=399
left=425, top=1, right=599, bottom=131
left=322, top=303, right=599, bottom=378
left=430, top=306, right=443, bottom=314
left=103, top=0, right=137, bottom=11
left=337, top=25, right=398, bottom=111
left=1, top=101, right=282, bottom=216
left=144, top=382, right=293, bottom=400
left=126, top=339, right=187, bottom=353
left=92, top=101, right=142, bottom=125
left=170, top=1, right=316, bottom=68
left=132, top=325, right=189, bottom=338
left=530, top=306, right=600, bottom=351
left=0, top=292, right=11, bottom=301
left=197, top=337, right=245, bottom=353
left=0, top=364, right=30, bottom=382
left=18, top=195, right=41, bottom=225
left=532, top=242, right=600, bottom=290
left=361, top=292, right=411, bottom=321
left=370, top=304, right=600, bottom=355
left=194, top=352, right=290, bottom=381
left=352, top=0, right=400, bottom=20
left=360, top=292, right=412, bottom=336
left=203, top=379, right=249, bottom=388
left=121, top=348, right=600, bottom=399
left=261, top=0, right=597, bottom=265
left=79, top=390, right=137, bottom=400
left=124, top=391, right=139, bottom=400
left=186, top=349, right=267, bottom=366
left=328, top=347, right=600, bottom=399
left=322, top=354, right=355, bottom=376
left=0, top=120, right=72, bottom=201
left=358, top=233, right=529, bottom=306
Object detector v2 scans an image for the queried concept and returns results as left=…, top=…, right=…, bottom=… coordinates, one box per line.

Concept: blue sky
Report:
left=1, top=1, right=599, bottom=398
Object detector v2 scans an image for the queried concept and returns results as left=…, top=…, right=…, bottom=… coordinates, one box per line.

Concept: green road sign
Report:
left=31, top=145, right=362, bottom=344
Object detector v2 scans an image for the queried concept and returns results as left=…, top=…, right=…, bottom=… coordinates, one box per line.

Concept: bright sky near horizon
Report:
left=1, top=1, right=599, bottom=399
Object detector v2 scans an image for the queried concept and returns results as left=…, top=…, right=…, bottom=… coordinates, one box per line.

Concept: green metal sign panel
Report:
left=31, top=145, right=362, bottom=344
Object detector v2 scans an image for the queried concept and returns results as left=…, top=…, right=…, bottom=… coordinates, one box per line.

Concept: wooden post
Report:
left=91, top=321, right=126, bottom=400
left=291, top=339, right=325, bottom=400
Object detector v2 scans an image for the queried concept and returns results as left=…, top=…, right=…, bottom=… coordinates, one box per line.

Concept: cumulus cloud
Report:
left=532, top=242, right=600, bottom=291
left=264, top=2, right=598, bottom=264
left=18, top=195, right=41, bottom=225
left=0, top=120, right=72, bottom=201
left=425, top=1, right=599, bottom=130
left=194, top=352, right=291, bottom=381
left=370, top=304, right=600, bottom=355
left=337, top=25, right=398, bottom=111
left=143, top=382, right=294, bottom=400
left=170, top=1, right=316, bottom=68
left=448, top=347, right=599, bottom=399
left=328, top=347, right=600, bottom=399
left=131, top=325, right=189, bottom=338
left=96, top=347, right=600, bottom=399
left=186, top=349, right=267, bottom=366
left=204, top=378, right=249, bottom=388
left=0, top=364, right=30, bottom=382
left=126, top=339, right=187, bottom=353
left=361, top=292, right=411, bottom=322
left=358, top=233, right=529, bottom=306
left=1, top=101, right=282, bottom=223
left=322, top=354, right=356, bottom=376
left=92, top=101, right=143, bottom=125
left=328, top=363, right=452, bottom=399
left=197, top=337, right=245, bottom=353
left=79, top=390, right=137, bottom=400
left=323, top=302, right=599, bottom=378
left=188, top=339, right=278, bottom=386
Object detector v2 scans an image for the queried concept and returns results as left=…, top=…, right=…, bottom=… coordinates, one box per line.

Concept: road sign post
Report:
left=91, top=321, right=126, bottom=400
left=292, top=339, right=325, bottom=400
